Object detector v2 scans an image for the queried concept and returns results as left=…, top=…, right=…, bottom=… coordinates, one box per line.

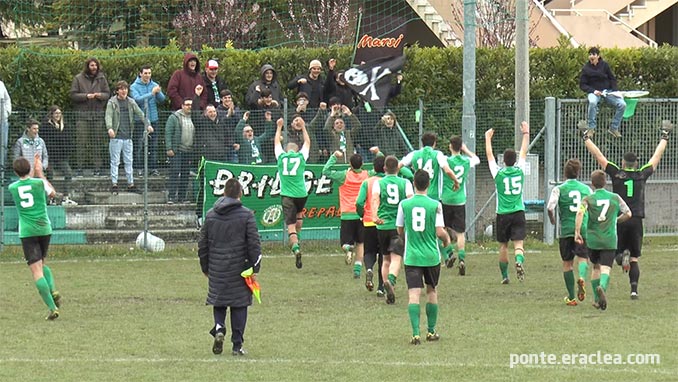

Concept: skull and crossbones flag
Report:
left=343, top=55, right=406, bottom=109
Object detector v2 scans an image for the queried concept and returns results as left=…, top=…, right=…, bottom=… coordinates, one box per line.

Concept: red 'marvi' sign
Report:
left=357, top=34, right=404, bottom=49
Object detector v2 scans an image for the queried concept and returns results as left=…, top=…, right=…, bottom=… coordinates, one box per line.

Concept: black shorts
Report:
left=442, top=204, right=466, bottom=233
left=589, top=249, right=615, bottom=267
left=377, top=229, right=404, bottom=256
left=363, top=225, right=380, bottom=257
left=281, top=196, right=308, bottom=226
left=405, top=264, right=441, bottom=289
left=617, top=217, right=643, bottom=258
left=559, top=237, right=589, bottom=262
left=340, top=219, right=364, bottom=245
left=21, top=235, right=51, bottom=265
left=495, top=211, right=526, bottom=243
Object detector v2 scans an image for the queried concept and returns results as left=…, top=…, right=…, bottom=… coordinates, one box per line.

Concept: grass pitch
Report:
left=0, top=239, right=676, bottom=381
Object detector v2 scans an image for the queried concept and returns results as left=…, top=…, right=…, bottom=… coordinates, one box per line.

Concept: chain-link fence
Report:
left=555, top=97, right=678, bottom=236
left=2, top=97, right=677, bottom=247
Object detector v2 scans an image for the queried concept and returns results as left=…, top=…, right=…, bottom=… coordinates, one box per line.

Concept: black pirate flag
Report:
left=343, top=55, right=406, bottom=109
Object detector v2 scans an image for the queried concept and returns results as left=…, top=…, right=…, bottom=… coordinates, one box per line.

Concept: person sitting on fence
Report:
left=579, top=47, right=626, bottom=138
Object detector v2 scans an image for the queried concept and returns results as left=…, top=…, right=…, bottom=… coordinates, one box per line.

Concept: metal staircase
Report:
left=406, top=0, right=462, bottom=47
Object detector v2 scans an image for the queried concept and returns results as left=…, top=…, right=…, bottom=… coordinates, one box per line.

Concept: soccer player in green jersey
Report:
left=485, top=121, right=529, bottom=283
left=579, top=120, right=671, bottom=299
left=274, top=117, right=310, bottom=269
left=547, top=159, right=592, bottom=306
left=396, top=170, right=452, bottom=345
left=399, top=132, right=459, bottom=201
left=575, top=170, right=631, bottom=311
left=371, top=156, right=413, bottom=304
left=8, top=156, right=61, bottom=320
left=441, top=135, right=480, bottom=275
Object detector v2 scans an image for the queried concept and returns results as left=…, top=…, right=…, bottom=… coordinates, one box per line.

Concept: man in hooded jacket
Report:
left=168, top=53, right=207, bottom=110
left=198, top=178, right=262, bottom=356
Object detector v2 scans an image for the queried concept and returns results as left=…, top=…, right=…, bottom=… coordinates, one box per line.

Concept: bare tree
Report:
left=450, top=0, right=540, bottom=47
left=173, top=0, right=263, bottom=50
left=271, top=0, right=360, bottom=47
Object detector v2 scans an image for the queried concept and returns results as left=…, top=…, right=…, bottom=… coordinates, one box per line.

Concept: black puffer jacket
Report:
left=198, top=197, right=262, bottom=307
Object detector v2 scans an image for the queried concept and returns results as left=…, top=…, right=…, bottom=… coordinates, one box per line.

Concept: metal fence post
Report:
left=544, top=97, right=556, bottom=245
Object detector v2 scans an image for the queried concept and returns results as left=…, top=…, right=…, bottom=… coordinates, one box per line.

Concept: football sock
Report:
left=578, top=260, right=588, bottom=280
left=388, top=273, right=397, bottom=286
left=515, top=253, right=525, bottom=264
left=43, top=265, right=56, bottom=293
left=425, top=303, right=438, bottom=334
left=600, top=273, right=610, bottom=291
left=499, top=261, right=509, bottom=279
left=591, top=279, right=600, bottom=302
left=629, top=262, right=639, bottom=293
left=35, top=277, right=56, bottom=310
left=353, top=262, right=362, bottom=275
left=408, top=304, right=420, bottom=337
left=564, top=270, right=575, bottom=300
left=458, top=249, right=466, bottom=262
left=291, top=243, right=300, bottom=253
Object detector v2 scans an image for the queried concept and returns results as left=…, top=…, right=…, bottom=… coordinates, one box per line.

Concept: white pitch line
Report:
left=2, top=247, right=678, bottom=265
left=0, top=357, right=672, bottom=375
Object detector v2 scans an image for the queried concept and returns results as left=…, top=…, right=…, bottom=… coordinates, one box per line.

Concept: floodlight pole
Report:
left=463, top=0, right=477, bottom=242
left=515, top=0, right=530, bottom=148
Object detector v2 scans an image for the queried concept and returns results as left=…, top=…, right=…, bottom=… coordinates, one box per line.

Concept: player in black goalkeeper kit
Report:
left=579, top=120, right=672, bottom=299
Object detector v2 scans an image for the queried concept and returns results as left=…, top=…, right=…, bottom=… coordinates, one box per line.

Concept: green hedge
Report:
left=1, top=44, right=677, bottom=111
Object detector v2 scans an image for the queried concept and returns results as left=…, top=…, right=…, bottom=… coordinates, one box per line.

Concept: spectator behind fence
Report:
left=70, top=57, right=110, bottom=176
left=130, top=64, right=166, bottom=177
left=324, top=104, right=361, bottom=162
left=168, top=53, right=206, bottom=110
left=288, top=59, right=325, bottom=109
left=245, top=64, right=282, bottom=110
left=324, top=58, right=359, bottom=110
left=249, top=88, right=281, bottom=163
left=13, top=119, right=48, bottom=172
left=105, top=80, right=153, bottom=195
left=41, top=106, right=77, bottom=205
left=0, top=77, right=11, bottom=155
left=217, top=89, right=241, bottom=162
left=202, top=59, right=228, bottom=108
left=165, top=97, right=196, bottom=204
left=371, top=111, right=407, bottom=158
left=235, top=111, right=274, bottom=165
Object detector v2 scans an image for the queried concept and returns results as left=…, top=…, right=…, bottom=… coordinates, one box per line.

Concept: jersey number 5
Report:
left=18, top=185, right=35, bottom=208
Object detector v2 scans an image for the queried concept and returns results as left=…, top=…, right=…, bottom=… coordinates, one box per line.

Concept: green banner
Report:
left=202, top=160, right=346, bottom=231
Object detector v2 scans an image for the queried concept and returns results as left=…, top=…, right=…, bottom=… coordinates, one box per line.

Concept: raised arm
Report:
left=648, top=120, right=672, bottom=170
left=484, top=128, right=496, bottom=165
left=274, top=117, right=284, bottom=151
left=519, top=121, right=529, bottom=160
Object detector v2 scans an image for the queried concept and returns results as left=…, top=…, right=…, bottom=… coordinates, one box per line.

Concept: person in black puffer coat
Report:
left=198, top=178, right=262, bottom=356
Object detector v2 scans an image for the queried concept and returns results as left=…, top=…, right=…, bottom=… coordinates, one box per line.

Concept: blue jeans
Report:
left=587, top=92, right=626, bottom=131
left=109, top=138, right=134, bottom=185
